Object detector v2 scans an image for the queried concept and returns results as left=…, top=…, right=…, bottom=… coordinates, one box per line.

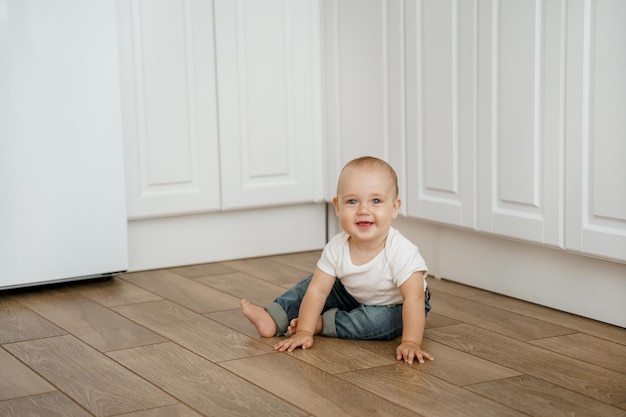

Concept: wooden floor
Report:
left=1, top=251, right=625, bottom=417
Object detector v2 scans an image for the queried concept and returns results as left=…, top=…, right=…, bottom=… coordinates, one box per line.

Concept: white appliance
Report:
left=0, top=1, right=128, bottom=289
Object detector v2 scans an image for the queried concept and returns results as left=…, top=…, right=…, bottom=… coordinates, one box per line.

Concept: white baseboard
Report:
left=128, top=203, right=327, bottom=271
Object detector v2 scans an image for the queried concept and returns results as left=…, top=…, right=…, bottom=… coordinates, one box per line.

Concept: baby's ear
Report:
left=332, top=196, right=340, bottom=215
left=392, top=198, right=401, bottom=218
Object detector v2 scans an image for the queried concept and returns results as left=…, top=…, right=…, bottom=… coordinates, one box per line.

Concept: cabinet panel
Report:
left=478, top=0, right=564, bottom=246
left=215, top=0, right=323, bottom=210
left=406, top=0, right=477, bottom=227
left=118, top=0, right=221, bottom=219
left=565, top=0, right=626, bottom=261
left=323, top=0, right=406, bottom=204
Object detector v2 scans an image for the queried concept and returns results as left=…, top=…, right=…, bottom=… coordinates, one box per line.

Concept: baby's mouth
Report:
left=357, top=221, right=374, bottom=228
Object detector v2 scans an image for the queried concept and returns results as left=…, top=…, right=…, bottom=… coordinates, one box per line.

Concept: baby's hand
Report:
left=274, top=332, right=314, bottom=352
left=396, top=341, right=434, bottom=365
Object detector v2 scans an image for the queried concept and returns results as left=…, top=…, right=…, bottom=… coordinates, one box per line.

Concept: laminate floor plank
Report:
left=468, top=292, right=626, bottom=345
left=206, top=308, right=395, bottom=374
left=109, top=342, right=308, bottom=417
left=220, top=258, right=309, bottom=288
left=424, top=312, right=461, bottom=329
left=276, top=336, right=395, bottom=374
left=0, top=347, right=55, bottom=401
left=351, top=338, right=522, bottom=386
left=220, top=353, right=424, bottom=417
left=73, top=277, right=162, bottom=307
left=121, top=270, right=241, bottom=313
left=0, top=391, right=92, bottom=417
left=432, top=292, right=576, bottom=341
left=427, top=278, right=492, bottom=298
left=426, top=323, right=626, bottom=404
left=16, top=292, right=165, bottom=352
left=195, top=272, right=286, bottom=306
left=115, top=403, right=204, bottom=417
left=113, top=300, right=274, bottom=362
left=263, top=251, right=322, bottom=272
left=529, top=332, right=626, bottom=374
left=0, top=297, right=66, bottom=344
left=338, top=363, right=527, bottom=417
left=466, top=375, right=626, bottom=417
left=169, top=262, right=238, bottom=279
left=4, top=335, right=176, bottom=417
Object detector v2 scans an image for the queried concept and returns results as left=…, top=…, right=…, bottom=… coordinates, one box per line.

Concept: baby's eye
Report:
left=347, top=199, right=357, bottom=205
left=372, top=198, right=382, bottom=204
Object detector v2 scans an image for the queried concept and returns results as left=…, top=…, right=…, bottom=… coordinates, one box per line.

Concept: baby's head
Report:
left=334, top=156, right=401, bottom=242
left=337, top=156, right=399, bottom=198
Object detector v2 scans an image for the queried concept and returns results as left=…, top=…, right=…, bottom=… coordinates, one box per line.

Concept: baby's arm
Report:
left=397, top=272, right=434, bottom=365
left=274, top=268, right=335, bottom=352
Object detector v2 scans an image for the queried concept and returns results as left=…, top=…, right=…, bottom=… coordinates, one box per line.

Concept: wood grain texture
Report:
left=426, top=323, right=626, bottom=404
left=73, top=278, right=162, bottom=307
left=465, top=375, right=626, bottom=417
left=529, top=332, right=626, bottom=374
left=113, top=300, right=273, bottom=362
left=207, top=308, right=395, bottom=374
left=264, top=251, right=322, bottom=272
left=0, top=347, right=55, bottom=401
left=338, top=363, right=528, bottom=417
left=2, top=251, right=624, bottom=417
left=220, top=257, right=309, bottom=288
left=169, top=262, right=237, bottom=279
left=275, top=336, right=395, bottom=374
left=468, top=291, right=626, bottom=345
left=195, top=272, right=286, bottom=306
left=351, top=338, right=522, bottom=386
left=16, top=292, right=165, bottom=352
left=220, top=353, right=422, bottom=417
left=427, top=278, right=491, bottom=298
left=121, top=270, right=241, bottom=313
left=429, top=291, right=575, bottom=341
left=115, top=403, right=204, bottom=417
left=4, top=335, right=176, bottom=417
left=0, top=391, right=92, bottom=417
left=108, top=342, right=307, bottom=417
left=0, top=297, right=66, bottom=344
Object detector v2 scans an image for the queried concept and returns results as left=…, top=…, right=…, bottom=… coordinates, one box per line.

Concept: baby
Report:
left=242, top=156, right=433, bottom=365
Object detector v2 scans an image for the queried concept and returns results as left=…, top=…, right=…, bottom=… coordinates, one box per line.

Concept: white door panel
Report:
left=406, top=0, right=477, bottom=228
left=478, top=0, right=565, bottom=246
left=215, top=0, right=323, bottom=210
left=565, top=0, right=626, bottom=262
left=118, top=0, right=221, bottom=219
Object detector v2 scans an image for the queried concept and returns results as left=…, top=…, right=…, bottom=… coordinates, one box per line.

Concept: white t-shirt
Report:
left=316, top=227, right=428, bottom=305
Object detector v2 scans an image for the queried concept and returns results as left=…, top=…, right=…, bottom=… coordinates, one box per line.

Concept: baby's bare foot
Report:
left=288, top=318, right=299, bottom=335
left=241, top=299, right=276, bottom=337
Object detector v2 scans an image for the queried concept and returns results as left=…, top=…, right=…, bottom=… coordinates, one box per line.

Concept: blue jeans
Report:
left=265, top=274, right=432, bottom=340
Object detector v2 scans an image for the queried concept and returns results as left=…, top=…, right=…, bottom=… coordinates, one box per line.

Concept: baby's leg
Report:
left=241, top=299, right=277, bottom=337
left=327, top=305, right=404, bottom=340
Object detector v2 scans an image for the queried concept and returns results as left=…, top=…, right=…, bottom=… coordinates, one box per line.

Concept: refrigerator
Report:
left=0, top=1, right=128, bottom=289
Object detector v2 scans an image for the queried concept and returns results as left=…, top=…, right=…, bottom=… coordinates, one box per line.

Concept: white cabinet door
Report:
left=323, top=0, right=406, bottom=204
left=565, top=0, right=626, bottom=262
left=405, top=0, right=477, bottom=228
left=215, top=0, right=324, bottom=210
left=118, top=0, right=221, bottom=219
left=477, top=0, right=565, bottom=246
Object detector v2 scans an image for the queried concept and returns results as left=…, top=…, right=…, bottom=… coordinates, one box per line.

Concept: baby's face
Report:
left=333, top=165, right=400, bottom=245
